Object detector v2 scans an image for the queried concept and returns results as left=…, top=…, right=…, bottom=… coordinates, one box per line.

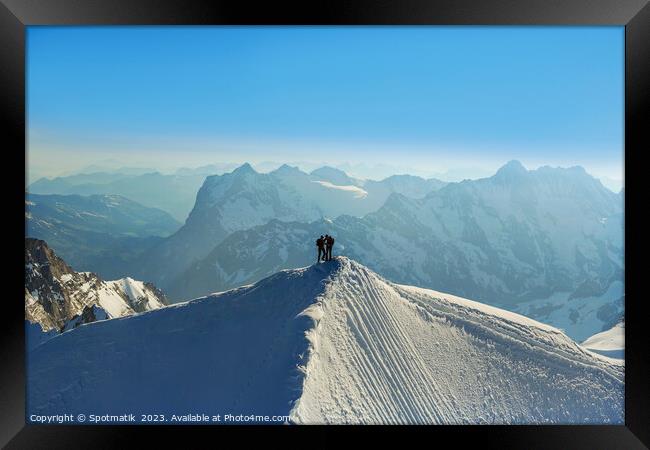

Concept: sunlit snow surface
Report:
left=27, top=258, right=623, bottom=424
left=581, top=321, right=624, bottom=360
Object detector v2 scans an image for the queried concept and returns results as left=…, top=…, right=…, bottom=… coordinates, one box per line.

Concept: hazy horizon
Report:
left=27, top=26, right=624, bottom=190
left=27, top=156, right=624, bottom=193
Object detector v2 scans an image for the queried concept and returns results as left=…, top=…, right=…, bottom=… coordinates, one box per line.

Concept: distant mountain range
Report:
left=25, top=238, right=168, bottom=349
left=25, top=161, right=623, bottom=342
left=28, top=171, right=208, bottom=221
left=134, top=163, right=446, bottom=290
left=26, top=193, right=180, bottom=279
left=163, top=161, right=623, bottom=342
left=26, top=193, right=180, bottom=237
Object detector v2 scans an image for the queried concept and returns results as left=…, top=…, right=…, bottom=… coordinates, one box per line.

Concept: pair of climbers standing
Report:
left=316, top=234, right=335, bottom=262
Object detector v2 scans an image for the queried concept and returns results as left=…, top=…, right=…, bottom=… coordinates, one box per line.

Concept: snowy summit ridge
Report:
left=28, top=257, right=623, bottom=424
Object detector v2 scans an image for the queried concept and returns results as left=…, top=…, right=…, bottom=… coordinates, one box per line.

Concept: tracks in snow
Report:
left=290, top=258, right=623, bottom=424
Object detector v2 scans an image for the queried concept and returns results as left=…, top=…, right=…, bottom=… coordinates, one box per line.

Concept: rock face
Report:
left=25, top=238, right=168, bottom=334
left=27, top=258, right=623, bottom=424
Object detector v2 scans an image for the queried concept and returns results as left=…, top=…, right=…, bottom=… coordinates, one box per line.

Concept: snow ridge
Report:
left=289, top=258, right=622, bottom=424
left=27, top=257, right=623, bottom=424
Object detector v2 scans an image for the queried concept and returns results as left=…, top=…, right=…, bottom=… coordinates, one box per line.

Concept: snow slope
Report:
left=581, top=321, right=624, bottom=360
left=27, top=258, right=623, bottom=424
left=105, top=277, right=167, bottom=313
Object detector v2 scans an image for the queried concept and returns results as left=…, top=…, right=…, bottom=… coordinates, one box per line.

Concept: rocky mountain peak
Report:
left=25, top=238, right=167, bottom=334
left=25, top=238, right=74, bottom=281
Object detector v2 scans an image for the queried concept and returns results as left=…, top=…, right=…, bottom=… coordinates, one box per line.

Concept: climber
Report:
left=325, top=234, right=335, bottom=261
left=316, top=235, right=325, bottom=262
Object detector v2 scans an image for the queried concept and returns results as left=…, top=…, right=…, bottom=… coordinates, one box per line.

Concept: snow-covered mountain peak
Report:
left=137, top=161, right=451, bottom=296
left=30, top=257, right=623, bottom=424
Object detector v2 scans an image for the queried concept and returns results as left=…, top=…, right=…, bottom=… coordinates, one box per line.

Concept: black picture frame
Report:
left=3, top=0, right=648, bottom=447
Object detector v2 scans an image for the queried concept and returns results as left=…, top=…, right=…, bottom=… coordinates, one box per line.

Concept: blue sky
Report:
left=27, top=26, right=624, bottom=182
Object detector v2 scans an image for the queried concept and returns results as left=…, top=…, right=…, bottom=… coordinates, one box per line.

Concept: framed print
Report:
left=2, top=0, right=648, bottom=447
